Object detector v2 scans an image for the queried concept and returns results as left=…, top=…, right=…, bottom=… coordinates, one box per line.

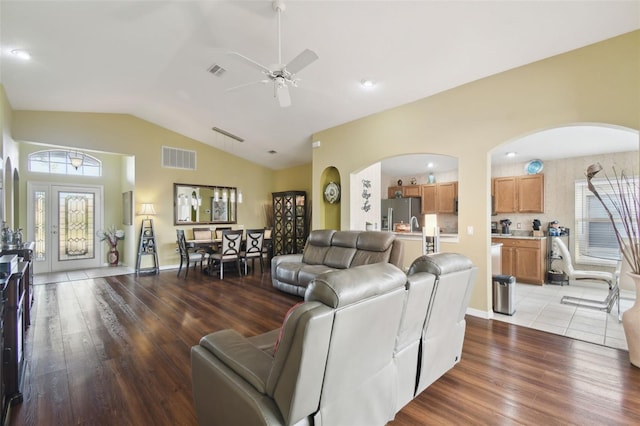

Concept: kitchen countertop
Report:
left=491, top=234, right=546, bottom=240
left=392, top=231, right=459, bottom=243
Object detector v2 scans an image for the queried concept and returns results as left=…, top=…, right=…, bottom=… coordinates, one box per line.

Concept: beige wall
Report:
left=312, top=31, right=640, bottom=315
left=9, top=110, right=276, bottom=269
left=273, top=163, right=312, bottom=195
left=0, top=85, right=21, bottom=228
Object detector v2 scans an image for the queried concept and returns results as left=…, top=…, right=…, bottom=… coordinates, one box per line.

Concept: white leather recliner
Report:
left=191, top=262, right=411, bottom=426
left=191, top=253, right=478, bottom=425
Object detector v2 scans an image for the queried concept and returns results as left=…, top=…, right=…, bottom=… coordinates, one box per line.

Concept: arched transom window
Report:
left=28, top=150, right=102, bottom=177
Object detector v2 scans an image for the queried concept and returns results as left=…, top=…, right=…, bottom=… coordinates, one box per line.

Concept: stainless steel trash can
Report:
left=493, top=274, right=515, bottom=315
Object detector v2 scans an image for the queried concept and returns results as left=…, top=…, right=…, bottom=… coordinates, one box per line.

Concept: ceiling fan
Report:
left=227, top=0, right=318, bottom=108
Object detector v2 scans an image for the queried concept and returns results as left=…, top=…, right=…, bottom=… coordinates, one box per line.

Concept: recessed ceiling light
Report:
left=10, top=49, right=31, bottom=60
left=360, top=79, right=376, bottom=88
left=426, top=162, right=434, bottom=168
left=506, top=152, right=517, bottom=157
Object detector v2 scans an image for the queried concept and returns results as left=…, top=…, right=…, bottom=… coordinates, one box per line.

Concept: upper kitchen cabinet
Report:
left=493, top=174, right=544, bottom=213
left=437, top=182, right=457, bottom=214
left=387, top=185, right=421, bottom=199
left=518, top=175, right=544, bottom=212
left=421, top=181, right=458, bottom=214
left=421, top=184, right=436, bottom=213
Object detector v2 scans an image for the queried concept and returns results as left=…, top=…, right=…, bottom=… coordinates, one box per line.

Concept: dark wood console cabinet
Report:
left=3, top=262, right=27, bottom=417
left=0, top=243, right=34, bottom=425
left=0, top=243, right=34, bottom=328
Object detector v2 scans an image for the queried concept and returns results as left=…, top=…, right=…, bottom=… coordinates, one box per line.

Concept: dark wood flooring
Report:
left=10, top=266, right=640, bottom=425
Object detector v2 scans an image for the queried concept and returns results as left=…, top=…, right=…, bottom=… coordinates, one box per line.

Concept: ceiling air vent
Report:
left=162, top=146, right=196, bottom=170
left=207, top=64, right=226, bottom=77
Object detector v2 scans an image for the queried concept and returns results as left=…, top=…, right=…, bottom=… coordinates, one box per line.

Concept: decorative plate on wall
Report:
left=525, top=159, right=544, bottom=174
left=324, top=182, right=341, bottom=204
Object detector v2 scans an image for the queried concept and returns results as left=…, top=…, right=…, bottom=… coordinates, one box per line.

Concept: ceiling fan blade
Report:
left=227, top=51, right=272, bottom=75
left=285, top=49, right=318, bottom=75
left=277, top=84, right=291, bottom=108
left=226, top=79, right=270, bottom=92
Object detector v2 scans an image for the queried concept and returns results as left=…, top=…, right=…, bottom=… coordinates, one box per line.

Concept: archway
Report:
left=488, top=123, right=639, bottom=349
left=320, top=166, right=340, bottom=230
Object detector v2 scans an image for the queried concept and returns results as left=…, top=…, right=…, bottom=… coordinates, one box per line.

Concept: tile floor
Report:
left=34, top=267, right=635, bottom=351
left=33, top=265, right=135, bottom=285
left=492, top=279, right=635, bottom=351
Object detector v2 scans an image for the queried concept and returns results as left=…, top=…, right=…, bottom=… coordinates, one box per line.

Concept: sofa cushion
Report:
left=301, top=229, right=335, bottom=265
left=350, top=231, right=396, bottom=267
left=274, top=262, right=305, bottom=285
left=324, top=247, right=357, bottom=268
left=298, top=265, right=336, bottom=288
left=331, top=231, right=360, bottom=248
left=408, top=252, right=474, bottom=276
left=306, top=263, right=406, bottom=308
left=356, top=231, right=395, bottom=251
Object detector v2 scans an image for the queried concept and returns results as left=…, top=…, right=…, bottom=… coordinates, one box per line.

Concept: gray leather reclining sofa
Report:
left=191, top=252, right=478, bottom=425
left=271, top=229, right=404, bottom=296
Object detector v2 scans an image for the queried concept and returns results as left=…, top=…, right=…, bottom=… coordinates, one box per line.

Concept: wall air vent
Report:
left=162, top=146, right=196, bottom=170
left=207, top=64, right=226, bottom=77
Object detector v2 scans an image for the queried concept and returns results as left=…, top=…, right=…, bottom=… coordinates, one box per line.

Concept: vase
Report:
left=622, top=272, right=640, bottom=368
left=108, top=247, right=119, bottom=267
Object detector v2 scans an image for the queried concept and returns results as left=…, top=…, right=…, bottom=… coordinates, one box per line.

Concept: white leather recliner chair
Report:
left=191, top=262, right=412, bottom=426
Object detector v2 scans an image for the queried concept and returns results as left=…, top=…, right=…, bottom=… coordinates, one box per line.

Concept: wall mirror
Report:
left=174, top=183, right=237, bottom=225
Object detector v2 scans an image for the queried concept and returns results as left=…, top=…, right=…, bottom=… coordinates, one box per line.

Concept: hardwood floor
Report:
left=11, top=267, right=640, bottom=425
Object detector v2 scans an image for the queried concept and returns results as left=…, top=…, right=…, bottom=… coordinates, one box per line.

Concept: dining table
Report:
left=185, top=236, right=271, bottom=275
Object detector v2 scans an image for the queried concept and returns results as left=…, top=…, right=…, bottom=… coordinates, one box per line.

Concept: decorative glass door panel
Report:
left=58, top=191, right=94, bottom=261
left=28, top=183, right=103, bottom=273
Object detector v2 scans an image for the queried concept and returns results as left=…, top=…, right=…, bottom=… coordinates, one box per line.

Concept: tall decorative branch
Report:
left=586, top=163, right=640, bottom=274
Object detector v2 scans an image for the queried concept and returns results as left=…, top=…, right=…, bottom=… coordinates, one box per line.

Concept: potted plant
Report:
left=586, top=163, right=639, bottom=367
left=97, top=226, right=125, bottom=266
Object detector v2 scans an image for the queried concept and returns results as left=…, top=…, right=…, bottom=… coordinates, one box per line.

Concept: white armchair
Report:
left=553, top=237, right=619, bottom=312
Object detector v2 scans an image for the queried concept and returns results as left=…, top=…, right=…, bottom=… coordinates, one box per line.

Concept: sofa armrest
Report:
left=396, top=272, right=436, bottom=350
left=271, top=253, right=303, bottom=268
left=199, top=329, right=273, bottom=393
left=247, top=328, right=280, bottom=353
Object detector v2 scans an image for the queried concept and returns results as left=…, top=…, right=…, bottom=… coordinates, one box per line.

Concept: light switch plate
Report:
left=467, top=226, right=474, bottom=235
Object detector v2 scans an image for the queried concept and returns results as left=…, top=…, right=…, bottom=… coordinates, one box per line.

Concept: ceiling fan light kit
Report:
left=227, top=0, right=318, bottom=107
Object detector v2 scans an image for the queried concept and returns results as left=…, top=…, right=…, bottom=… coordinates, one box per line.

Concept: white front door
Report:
left=27, top=182, right=104, bottom=274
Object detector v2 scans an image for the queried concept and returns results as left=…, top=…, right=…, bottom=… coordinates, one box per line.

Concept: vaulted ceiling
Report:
left=1, top=1, right=638, bottom=171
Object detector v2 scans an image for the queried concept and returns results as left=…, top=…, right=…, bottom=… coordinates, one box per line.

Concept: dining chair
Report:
left=241, top=229, right=265, bottom=274
left=208, top=229, right=243, bottom=279
left=214, top=226, right=232, bottom=240
left=176, top=229, right=209, bottom=278
left=192, top=227, right=213, bottom=241
left=262, top=227, right=273, bottom=262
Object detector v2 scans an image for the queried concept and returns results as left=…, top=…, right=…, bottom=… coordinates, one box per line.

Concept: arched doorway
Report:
left=489, top=123, right=639, bottom=350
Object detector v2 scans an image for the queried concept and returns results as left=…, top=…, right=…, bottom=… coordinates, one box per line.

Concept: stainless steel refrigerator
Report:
left=381, top=198, right=421, bottom=231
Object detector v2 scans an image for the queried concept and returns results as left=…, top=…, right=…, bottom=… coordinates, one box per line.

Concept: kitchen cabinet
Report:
left=387, top=185, right=420, bottom=199
left=492, top=237, right=547, bottom=285
left=492, top=174, right=544, bottom=213
left=420, top=182, right=457, bottom=214
left=420, top=184, right=436, bottom=213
